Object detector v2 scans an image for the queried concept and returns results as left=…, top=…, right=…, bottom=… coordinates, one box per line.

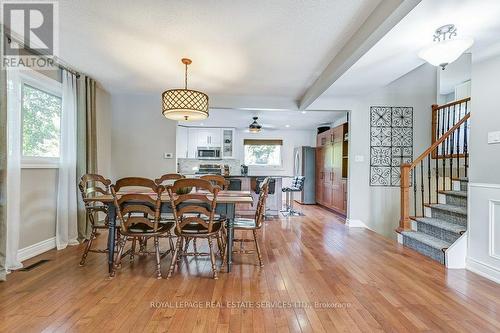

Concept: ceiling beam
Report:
left=298, top=0, right=422, bottom=110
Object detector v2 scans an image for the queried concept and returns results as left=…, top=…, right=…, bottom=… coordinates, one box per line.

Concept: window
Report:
left=20, top=72, right=62, bottom=167
left=244, top=139, right=283, bottom=167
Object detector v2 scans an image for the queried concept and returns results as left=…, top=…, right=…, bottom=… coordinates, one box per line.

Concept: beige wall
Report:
left=96, top=84, right=112, bottom=176
left=310, top=64, right=437, bottom=239
left=111, top=94, right=177, bottom=179
left=19, top=169, right=58, bottom=248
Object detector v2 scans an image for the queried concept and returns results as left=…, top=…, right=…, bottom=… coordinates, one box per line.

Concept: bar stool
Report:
left=281, top=176, right=305, bottom=216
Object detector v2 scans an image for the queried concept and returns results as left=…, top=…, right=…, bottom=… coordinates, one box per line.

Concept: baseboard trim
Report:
left=346, top=219, right=368, bottom=228
left=18, top=237, right=56, bottom=262
left=466, top=257, right=500, bottom=284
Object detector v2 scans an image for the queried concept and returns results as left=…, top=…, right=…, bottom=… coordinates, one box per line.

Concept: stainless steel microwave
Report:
left=197, top=147, right=221, bottom=159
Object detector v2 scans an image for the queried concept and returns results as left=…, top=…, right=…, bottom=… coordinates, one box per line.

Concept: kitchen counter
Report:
left=183, top=174, right=285, bottom=216
left=184, top=174, right=292, bottom=178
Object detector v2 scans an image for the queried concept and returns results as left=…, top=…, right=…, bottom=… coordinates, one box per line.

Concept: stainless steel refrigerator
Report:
left=293, top=146, right=316, bottom=204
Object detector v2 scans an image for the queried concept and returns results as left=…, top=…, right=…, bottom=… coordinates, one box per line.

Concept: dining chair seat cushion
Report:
left=233, top=217, right=257, bottom=229
left=92, top=219, right=109, bottom=228
left=160, top=213, right=175, bottom=221
left=124, top=221, right=174, bottom=235
left=282, top=186, right=301, bottom=192
left=175, top=221, right=223, bottom=235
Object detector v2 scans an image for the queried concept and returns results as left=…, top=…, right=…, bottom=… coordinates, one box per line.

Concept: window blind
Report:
left=243, top=139, right=283, bottom=146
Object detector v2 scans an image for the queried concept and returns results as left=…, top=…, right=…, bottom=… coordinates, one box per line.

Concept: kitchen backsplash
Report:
left=177, top=158, right=241, bottom=175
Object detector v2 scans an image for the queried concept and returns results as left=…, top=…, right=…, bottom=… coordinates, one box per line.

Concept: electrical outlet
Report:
left=163, top=153, right=173, bottom=159
left=354, top=155, right=364, bottom=162
left=487, top=131, right=500, bottom=144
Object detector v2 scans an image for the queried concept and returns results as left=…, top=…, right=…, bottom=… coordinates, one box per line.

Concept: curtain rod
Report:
left=5, top=35, right=82, bottom=78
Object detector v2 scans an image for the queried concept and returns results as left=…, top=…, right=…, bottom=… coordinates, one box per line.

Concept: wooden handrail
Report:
left=408, top=112, right=470, bottom=169
left=435, top=97, right=470, bottom=111
left=399, top=111, right=471, bottom=231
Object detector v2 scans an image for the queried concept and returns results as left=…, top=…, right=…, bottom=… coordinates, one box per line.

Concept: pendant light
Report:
left=249, top=117, right=262, bottom=133
left=418, top=24, right=473, bottom=70
left=162, top=58, right=209, bottom=121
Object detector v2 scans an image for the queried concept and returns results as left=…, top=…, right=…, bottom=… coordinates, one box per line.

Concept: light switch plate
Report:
left=487, top=131, right=500, bottom=144
left=164, top=153, right=174, bottom=159
left=354, top=155, right=364, bottom=162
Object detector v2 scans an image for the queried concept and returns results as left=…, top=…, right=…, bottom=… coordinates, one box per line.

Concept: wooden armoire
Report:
left=315, top=123, right=348, bottom=215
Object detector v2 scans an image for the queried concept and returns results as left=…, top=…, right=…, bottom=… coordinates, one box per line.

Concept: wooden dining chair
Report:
left=232, top=177, right=269, bottom=267
left=154, top=173, right=185, bottom=186
left=166, top=178, right=226, bottom=279
left=111, top=177, right=174, bottom=278
left=154, top=173, right=185, bottom=223
left=200, top=174, right=229, bottom=190
left=78, top=174, right=113, bottom=266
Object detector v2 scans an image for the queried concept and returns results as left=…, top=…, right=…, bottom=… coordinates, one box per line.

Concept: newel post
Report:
left=399, top=163, right=412, bottom=231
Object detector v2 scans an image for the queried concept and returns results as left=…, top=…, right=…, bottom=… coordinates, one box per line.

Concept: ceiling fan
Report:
left=248, top=116, right=277, bottom=132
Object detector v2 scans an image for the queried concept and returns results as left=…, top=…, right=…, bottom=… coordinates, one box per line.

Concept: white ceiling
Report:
left=322, top=0, right=500, bottom=98
left=57, top=0, right=381, bottom=97
left=179, top=109, right=345, bottom=130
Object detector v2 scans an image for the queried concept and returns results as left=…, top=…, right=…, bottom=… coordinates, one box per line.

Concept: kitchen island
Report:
left=184, top=174, right=289, bottom=216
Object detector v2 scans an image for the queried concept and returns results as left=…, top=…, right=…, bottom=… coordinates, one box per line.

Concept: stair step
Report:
left=426, top=204, right=467, bottom=216
left=452, top=177, right=468, bottom=182
left=401, top=231, right=451, bottom=264
left=412, top=217, right=466, bottom=234
left=438, top=190, right=467, bottom=207
left=401, top=231, right=451, bottom=250
left=438, top=190, right=467, bottom=198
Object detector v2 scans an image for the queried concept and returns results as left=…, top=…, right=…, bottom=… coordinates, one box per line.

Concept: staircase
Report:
left=397, top=98, right=470, bottom=266
left=400, top=177, right=467, bottom=264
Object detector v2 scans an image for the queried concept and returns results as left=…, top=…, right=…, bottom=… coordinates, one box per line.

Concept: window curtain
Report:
left=76, top=76, right=97, bottom=241
left=5, top=67, right=23, bottom=271
left=56, top=70, right=78, bottom=249
left=0, top=33, right=7, bottom=281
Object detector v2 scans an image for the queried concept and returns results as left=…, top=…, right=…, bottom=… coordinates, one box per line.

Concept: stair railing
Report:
left=399, top=99, right=471, bottom=231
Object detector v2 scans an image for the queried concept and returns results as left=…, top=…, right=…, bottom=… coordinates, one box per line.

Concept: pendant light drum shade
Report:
left=162, top=89, right=209, bottom=121
left=162, top=58, right=209, bottom=121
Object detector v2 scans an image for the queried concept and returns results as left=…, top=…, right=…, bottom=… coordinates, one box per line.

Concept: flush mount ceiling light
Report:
left=418, top=24, right=473, bottom=70
left=162, top=58, right=209, bottom=121
left=249, top=116, right=262, bottom=133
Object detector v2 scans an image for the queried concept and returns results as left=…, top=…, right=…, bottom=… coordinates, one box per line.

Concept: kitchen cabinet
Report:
left=176, top=126, right=189, bottom=158
left=182, top=127, right=235, bottom=159
left=221, top=128, right=235, bottom=159
left=195, top=129, right=221, bottom=147
left=315, top=123, right=348, bottom=215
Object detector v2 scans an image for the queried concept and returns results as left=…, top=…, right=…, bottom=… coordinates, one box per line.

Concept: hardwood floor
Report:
left=1, top=204, right=499, bottom=332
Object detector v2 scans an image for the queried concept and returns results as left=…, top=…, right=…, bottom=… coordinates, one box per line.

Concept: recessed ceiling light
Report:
left=301, top=111, right=307, bottom=114
left=285, top=124, right=290, bottom=128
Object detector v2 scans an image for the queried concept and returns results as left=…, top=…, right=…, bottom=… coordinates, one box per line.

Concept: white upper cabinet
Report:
left=194, top=129, right=221, bottom=147
left=183, top=127, right=235, bottom=159
left=176, top=126, right=189, bottom=158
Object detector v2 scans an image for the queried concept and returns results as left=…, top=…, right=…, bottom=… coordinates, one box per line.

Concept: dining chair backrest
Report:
left=154, top=173, right=185, bottom=186
left=113, top=177, right=159, bottom=193
left=255, top=177, right=270, bottom=228
left=78, top=173, right=111, bottom=207
left=167, top=178, right=220, bottom=234
left=111, top=177, right=163, bottom=233
left=200, top=174, right=229, bottom=190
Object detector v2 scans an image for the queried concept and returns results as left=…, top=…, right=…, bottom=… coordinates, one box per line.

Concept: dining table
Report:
left=86, top=190, right=254, bottom=277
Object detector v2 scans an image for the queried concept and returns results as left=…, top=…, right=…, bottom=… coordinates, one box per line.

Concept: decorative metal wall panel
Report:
left=370, top=106, right=413, bottom=186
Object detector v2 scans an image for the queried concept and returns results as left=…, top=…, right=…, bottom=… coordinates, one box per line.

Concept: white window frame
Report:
left=19, top=70, right=62, bottom=169
left=243, top=143, right=284, bottom=170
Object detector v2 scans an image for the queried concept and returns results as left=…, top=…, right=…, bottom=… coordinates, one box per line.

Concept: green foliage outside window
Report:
left=244, top=145, right=281, bottom=166
left=22, top=84, right=61, bottom=158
